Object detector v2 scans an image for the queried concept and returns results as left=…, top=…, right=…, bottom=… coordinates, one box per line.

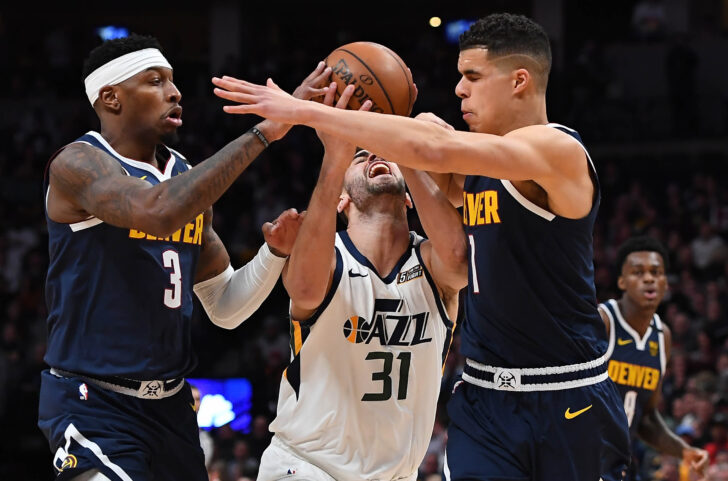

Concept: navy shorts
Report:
left=37, top=369, right=207, bottom=481
left=445, top=378, right=630, bottom=481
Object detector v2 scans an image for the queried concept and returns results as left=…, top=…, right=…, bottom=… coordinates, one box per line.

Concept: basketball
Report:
left=323, top=41, right=416, bottom=116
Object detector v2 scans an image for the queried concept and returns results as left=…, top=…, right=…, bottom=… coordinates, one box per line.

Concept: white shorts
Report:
left=257, top=436, right=335, bottom=481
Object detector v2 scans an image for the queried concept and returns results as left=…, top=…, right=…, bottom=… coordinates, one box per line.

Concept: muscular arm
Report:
left=49, top=123, right=273, bottom=237
left=193, top=206, right=297, bottom=329
left=401, top=166, right=467, bottom=314
left=282, top=148, right=345, bottom=321
left=213, top=78, right=591, bottom=215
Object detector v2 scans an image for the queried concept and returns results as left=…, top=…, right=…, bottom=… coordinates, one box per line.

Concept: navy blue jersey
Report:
left=601, top=299, right=666, bottom=436
left=461, top=123, right=605, bottom=367
left=43, top=131, right=202, bottom=379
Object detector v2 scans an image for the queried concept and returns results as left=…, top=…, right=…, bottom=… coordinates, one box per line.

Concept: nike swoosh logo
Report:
left=565, top=404, right=593, bottom=419
left=348, top=269, right=369, bottom=278
left=617, top=338, right=633, bottom=346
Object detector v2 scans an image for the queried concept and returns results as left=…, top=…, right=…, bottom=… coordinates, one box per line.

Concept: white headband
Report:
left=84, top=48, right=172, bottom=106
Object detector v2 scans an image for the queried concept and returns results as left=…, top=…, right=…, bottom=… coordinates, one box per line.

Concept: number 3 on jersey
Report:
left=162, top=249, right=182, bottom=308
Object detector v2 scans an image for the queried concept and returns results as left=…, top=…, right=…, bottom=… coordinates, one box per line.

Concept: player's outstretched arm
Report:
left=213, top=77, right=584, bottom=179
left=636, top=324, right=709, bottom=478
left=283, top=84, right=369, bottom=321
left=193, top=207, right=303, bottom=329
left=48, top=64, right=332, bottom=238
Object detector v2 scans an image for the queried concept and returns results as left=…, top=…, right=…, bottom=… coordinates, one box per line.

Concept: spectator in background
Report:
left=706, top=414, right=728, bottom=464
left=691, top=222, right=727, bottom=278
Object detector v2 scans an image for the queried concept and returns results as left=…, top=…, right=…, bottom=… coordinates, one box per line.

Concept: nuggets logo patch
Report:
left=60, top=454, right=77, bottom=471
left=397, top=265, right=423, bottom=284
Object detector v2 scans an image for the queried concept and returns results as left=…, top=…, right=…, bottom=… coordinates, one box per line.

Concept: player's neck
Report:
left=100, top=127, right=160, bottom=167
left=347, top=216, right=410, bottom=277
left=498, top=97, right=548, bottom=135
left=617, top=297, right=654, bottom=336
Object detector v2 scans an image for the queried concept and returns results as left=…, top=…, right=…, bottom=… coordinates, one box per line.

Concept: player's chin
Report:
left=161, top=130, right=180, bottom=146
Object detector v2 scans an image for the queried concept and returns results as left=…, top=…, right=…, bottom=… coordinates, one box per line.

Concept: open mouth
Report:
left=643, top=289, right=657, bottom=300
left=368, top=161, right=391, bottom=178
left=164, top=106, right=183, bottom=126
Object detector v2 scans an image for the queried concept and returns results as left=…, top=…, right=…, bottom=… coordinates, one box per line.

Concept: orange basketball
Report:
left=323, top=41, right=416, bottom=116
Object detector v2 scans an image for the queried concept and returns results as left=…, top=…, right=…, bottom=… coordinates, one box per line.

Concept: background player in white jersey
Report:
left=256, top=84, right=467, bottom=480
left=599, top=236, right=708, bottom=480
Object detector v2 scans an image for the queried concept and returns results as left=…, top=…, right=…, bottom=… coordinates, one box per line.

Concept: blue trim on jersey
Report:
left=299, top=247, right=344, bottom=327
left=414, top=242, right=455, bottom=369
left=339, top=230, right=414, bottom=284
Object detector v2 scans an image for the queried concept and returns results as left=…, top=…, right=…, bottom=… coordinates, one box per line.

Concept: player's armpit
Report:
left=194, top=208, right=231, bottom=284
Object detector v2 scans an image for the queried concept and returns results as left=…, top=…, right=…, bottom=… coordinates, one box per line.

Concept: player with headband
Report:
left=37, top=33, right=331, bottom=481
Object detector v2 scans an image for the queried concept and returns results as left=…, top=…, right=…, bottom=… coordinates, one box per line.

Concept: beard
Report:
left=346, top=174, right=406, bottom=210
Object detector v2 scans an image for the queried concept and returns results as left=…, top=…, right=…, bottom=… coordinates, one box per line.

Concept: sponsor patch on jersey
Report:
left=649, top=340, right=658, bottom=356
left=397, top=264, right=423, bottom=284
left=78, top=383, right=88, bottom=401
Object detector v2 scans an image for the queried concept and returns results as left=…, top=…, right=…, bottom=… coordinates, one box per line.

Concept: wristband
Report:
left=249, top=126, right=270, bottom=148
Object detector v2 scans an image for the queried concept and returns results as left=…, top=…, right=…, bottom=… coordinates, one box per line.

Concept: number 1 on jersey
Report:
left=162, top=250, right=182, bottom=308
left=469, top=234, right=480, bottom=293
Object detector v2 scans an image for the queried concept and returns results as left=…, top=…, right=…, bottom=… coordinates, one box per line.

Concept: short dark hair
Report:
left=615, top=236, right=670, bottom=273
left=460, top=13, right=551, bottom=88
left=82, top=33, right=163, bottom=80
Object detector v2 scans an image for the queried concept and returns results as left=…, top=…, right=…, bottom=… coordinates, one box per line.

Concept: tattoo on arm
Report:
left=50, top=131, right=267, bottom=236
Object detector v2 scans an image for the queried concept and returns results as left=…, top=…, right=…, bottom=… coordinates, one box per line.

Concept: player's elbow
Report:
left=408, top=128, right=460, bottom=173
left=285, top=282, right=326, bottom=312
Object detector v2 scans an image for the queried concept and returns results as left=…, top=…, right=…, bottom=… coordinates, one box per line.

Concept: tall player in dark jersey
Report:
left=599, top=236, right=708, bottom=480
left=38, top=34, right=333, bottom=481
left=212, top=12, right=631, bottom=481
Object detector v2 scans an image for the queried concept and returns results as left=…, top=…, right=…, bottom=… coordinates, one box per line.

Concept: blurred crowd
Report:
left=1, top=2, right=728, bottom=480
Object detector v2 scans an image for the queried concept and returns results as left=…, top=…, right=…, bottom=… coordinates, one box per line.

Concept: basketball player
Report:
left=38, top=34, right=332, bottom=481
left=256, top=84, right=466, bottom=481
left=212, top=12, right=631, bottom=481
left=599, top=236, right=708, bottom=480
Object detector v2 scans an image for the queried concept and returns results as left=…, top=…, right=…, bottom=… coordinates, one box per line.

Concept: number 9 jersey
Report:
left=600, top=299, right=666, bottom=435
left=43, top=131, right=202, bottom=380
left=267, top=231, right=454, bottom=481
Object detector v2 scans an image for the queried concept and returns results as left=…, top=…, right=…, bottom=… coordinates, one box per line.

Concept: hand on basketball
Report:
left=263, top=208, right=305, bottom=257
left=316, top=83, right=371, bottom=162
left=292, top=61, right=333, bottom=102
left=682, top=446, right=709, bottom=479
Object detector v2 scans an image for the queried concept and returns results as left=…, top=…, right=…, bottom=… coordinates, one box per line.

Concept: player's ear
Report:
left=617, top=275, right=626, bottom=291
left=99, top=86, right=121, bottom=112
left=405, top=192, right=413, bottom=209
left=513, top=68, right=530, bottom=94
left=337, top=195, right=350, bottom=214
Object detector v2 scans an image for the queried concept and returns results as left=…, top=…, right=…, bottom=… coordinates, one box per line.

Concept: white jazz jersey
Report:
left=269, top=231, right=454, bottom=481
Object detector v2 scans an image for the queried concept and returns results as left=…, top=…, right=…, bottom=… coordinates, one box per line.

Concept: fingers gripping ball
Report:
left=323, top=42, right=416, bottom=116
